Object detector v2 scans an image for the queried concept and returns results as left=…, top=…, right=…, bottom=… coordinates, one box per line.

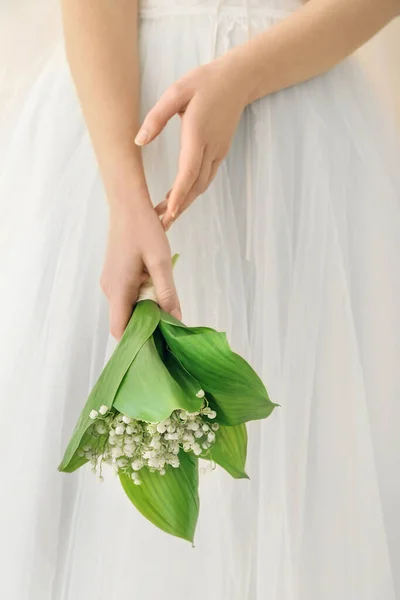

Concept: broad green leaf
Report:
left=203, top=424, right=249, bottom=479
left=162, top=347, right=204, bottom=400
left=62, top=428, right=107, bottom=474
left=59, top=301, right=160, bottom=472
left=119, top=451, right=199, bottom=542
left=61, top=451, right=89, bottom=474
left=113, top=335, right=203, bottom=422
left=153, top=328, right=205, bottom=400
left=160, top=309, right=187, bottom=328
left=159, top=322, right=277, bottom=426
left=202, top=424, right=249, bottom=479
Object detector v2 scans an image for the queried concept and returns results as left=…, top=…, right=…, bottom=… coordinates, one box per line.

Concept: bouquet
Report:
left=59, top=283, right=277, bottom=543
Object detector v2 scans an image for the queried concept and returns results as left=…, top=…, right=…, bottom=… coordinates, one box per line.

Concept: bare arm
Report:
left=236, top=0, right=400, bottom=103
left=60, top=0, right=146, bottom=201
left=61, top=0, right=181, bottom=338
left=136, top=0, right=400, bottom=226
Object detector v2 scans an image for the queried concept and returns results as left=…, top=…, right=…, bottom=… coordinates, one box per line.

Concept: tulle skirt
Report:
left=0, top=3, right=399, bottom=599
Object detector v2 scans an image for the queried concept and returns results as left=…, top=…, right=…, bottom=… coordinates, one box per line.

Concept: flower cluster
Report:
left=79, top=392, right=219, bottom=485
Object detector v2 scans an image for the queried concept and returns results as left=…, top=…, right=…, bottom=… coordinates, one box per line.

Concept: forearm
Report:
left=230, top=0, right=400, bottom=103
left=61, top=0, right=147, bottom=205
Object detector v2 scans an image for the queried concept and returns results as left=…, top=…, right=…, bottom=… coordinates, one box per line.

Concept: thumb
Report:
left=149, top=259, right=182, bottom=321
left=135, top=84, right=190, bottom=146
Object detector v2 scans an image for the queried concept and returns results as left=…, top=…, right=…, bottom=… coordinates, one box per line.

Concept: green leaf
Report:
left=59, top=300, right=161, bottom=472
left=119, top=451, right=199, bottom=542
left=160, top=309, right=187, bottom=328
left=204, top=424, right=249, bottom=479
left=62, top=427, right=107, bottom=474
left=113, top=333, right=203, bottom=422
left=162, top=347, right=204, bottom=400
left=159, top=322, right=277, bottom=426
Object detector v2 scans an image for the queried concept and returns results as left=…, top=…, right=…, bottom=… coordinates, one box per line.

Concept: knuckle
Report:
left=158, top=288, right=178, bottom=310
left=152, top=255, right=171, bottom=271
left=146, top=254, right=171, bottom=275
left=158, top=287, right=177, bottom=302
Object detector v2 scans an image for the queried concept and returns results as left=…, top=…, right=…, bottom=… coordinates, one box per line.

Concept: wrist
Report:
left=213, top=51, right=249, bottom=108
left=108, top=181, right=152, bottom=215
left=102, top=154, right=153, bottom=213
left=223, top=39, right=276, bottom=105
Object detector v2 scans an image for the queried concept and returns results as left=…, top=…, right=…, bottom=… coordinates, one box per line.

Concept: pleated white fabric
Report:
left=0, top=1, right=399, bottom=599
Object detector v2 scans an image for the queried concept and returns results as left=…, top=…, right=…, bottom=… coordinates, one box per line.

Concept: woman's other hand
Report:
left=135, top=56, right=251, bottom=229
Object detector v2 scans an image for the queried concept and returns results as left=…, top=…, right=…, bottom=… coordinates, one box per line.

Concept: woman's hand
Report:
left=101, top=195, right=181, bottom=340
left=135, top=56, right=252, bottom=230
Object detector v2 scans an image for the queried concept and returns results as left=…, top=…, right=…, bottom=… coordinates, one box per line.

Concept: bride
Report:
left=0, top=1, right=399, bottom=598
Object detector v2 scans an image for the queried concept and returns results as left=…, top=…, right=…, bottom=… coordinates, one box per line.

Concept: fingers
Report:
left=162, top=155, right=212, bottom=230
left=158, top=153, right=221, bottom=231
left=184, top=156, right=213, bottom=207
left=109, top=291, right=138, bottom=341
left=102, top=257, right=142, bottom=340
left=167, top=139, right=205, bottom=219
left=206, top=159, right=221, bottom=189
left=135, top=83, right=191, bottom=146
left=148, top=257, right=182, bottom=320
left=155, top=199, right=168, bottom=217
left=160, top=129, right=204, bottom=229
left=155, top=192, right=170, bottom=217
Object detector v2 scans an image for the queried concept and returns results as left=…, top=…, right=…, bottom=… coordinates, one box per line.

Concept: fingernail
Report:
left=135, top=129, right=149, bottom=145
left=171, top=308, right=182, bottom=321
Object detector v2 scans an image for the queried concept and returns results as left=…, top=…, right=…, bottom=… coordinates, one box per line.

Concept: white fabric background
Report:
left=0, top=3, right=399, bottom=599
left=357, top=19, right=400, bottom=128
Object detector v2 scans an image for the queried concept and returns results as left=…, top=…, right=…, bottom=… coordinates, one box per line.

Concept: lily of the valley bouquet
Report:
left=59, top=275, right=277, bottom=542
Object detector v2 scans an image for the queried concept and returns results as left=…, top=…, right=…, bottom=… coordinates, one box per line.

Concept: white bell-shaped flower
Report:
left=169, top=456, right=180, bottom=468
left=111, top=447, right=123, bottom=459
left=95, top=423, right=107, bottom=435
left=192, top=443, right=202, bottom=456
left=131, top=459, right=144, bottom=471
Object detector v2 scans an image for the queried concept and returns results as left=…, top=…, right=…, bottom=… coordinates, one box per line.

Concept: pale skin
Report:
left=61, top=0, right=400, bottom=339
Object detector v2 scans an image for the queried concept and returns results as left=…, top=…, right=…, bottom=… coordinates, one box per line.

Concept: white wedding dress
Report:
left=0, top=1, right=399, bottom=599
